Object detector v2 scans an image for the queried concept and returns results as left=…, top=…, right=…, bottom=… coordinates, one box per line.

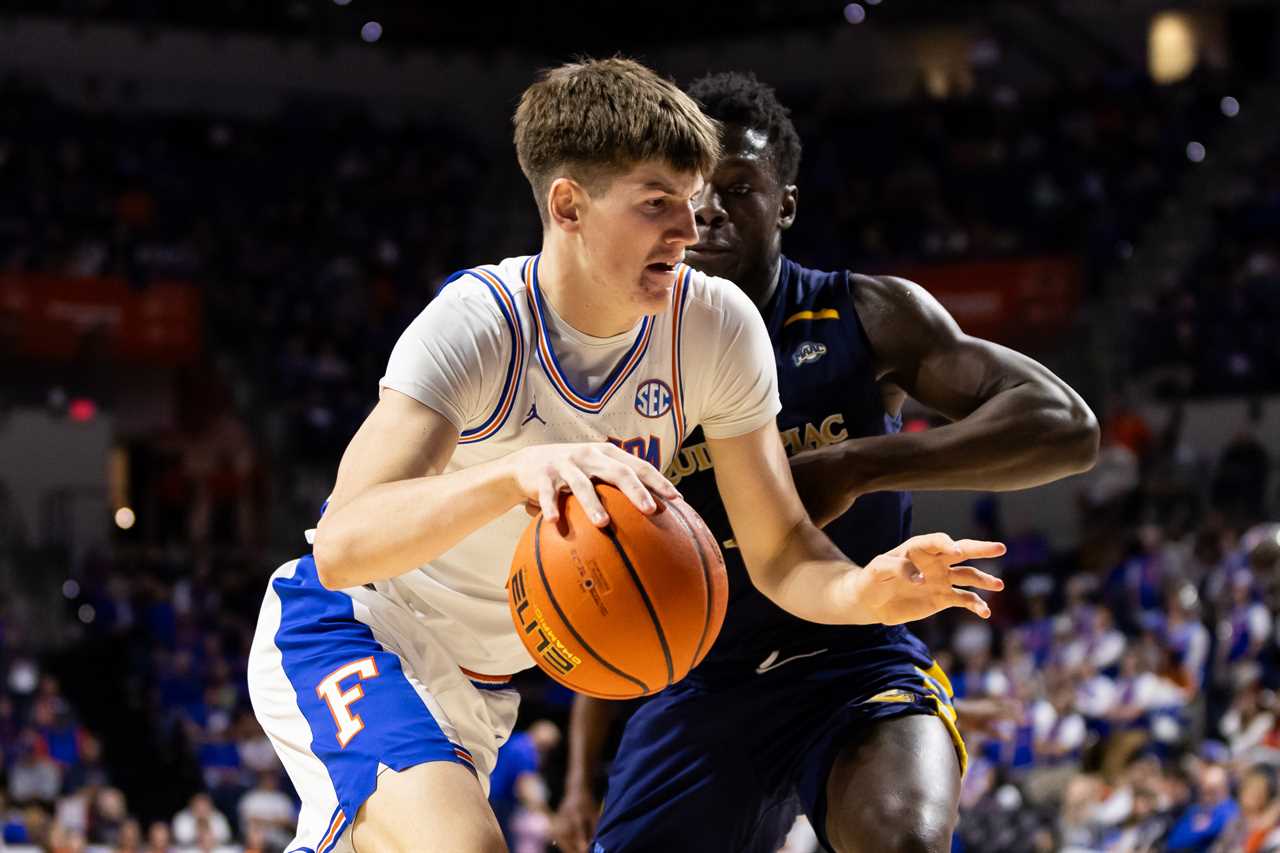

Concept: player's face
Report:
left=581, top=162, right=702, bottom=315
left=686, top=124, right=796, bottom=306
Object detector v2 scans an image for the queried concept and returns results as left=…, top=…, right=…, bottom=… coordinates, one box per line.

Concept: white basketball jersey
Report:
left=363, top=254, right=779, bottom=675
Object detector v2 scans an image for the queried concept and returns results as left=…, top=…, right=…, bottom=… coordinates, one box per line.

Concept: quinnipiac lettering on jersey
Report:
left=667, top=414, right=846, bottom=487
left=663, top=257, right=914, bottom=671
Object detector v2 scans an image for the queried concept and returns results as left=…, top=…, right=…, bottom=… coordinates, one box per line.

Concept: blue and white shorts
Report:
left=248, top=556, right=519, bottom=853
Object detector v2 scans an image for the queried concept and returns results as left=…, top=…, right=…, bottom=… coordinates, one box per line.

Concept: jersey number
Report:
left=316, top=656, right=380, bottom=748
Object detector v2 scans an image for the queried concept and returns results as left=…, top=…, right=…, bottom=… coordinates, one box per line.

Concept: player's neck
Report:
left=749, top=254, right=785, bottom=309
left=536, top=241, right=644, bottom=338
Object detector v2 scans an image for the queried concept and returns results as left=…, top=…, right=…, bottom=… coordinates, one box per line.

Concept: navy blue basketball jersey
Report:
left=667, top=256, right=915, bottom=671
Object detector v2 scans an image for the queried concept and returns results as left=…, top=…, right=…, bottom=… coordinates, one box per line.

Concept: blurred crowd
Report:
left=0, top=56, right=1275, bottom=853
left=1131, top=137, right=1280, bottom=398
left=787, top=71, right=1219, bottom=282
left=937, top=396, right=1279, bottom=853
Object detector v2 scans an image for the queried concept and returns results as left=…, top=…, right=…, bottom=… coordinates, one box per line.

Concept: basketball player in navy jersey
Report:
left=552, top=72, right=1100, bottom=853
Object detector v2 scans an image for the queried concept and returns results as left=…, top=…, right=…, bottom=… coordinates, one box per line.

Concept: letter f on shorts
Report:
left=317, top=657, right=380, bottom=747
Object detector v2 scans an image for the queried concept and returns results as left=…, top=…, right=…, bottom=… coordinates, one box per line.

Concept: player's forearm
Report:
left=312, top=457, right=522, bottom=589
left=750, top=520, right=878, bottom=625
left=564, top=695, right=620, bottom=793
left=799, top=383, right=1098, bottom=514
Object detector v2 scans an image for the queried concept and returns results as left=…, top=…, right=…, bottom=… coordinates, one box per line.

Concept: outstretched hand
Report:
left=849, top=533, right=1005, bottom=625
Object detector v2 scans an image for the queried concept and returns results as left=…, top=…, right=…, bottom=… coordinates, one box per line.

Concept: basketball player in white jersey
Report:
left=247, top=58, right=1005, bottom=853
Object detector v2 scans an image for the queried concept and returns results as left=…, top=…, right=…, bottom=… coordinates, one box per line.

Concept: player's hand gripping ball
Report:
left=507, top=485, right=727, bottom=698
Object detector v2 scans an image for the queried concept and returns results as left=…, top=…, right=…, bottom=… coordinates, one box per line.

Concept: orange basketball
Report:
left=507, top=485, right=727, bottom=699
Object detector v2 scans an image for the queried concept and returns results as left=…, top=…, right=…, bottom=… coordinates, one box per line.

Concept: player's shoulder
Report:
left=439, top=255, right=533, bottom=302
left=778, top=258, right=921, bottom=318
left=426, top=255, right=534, bottom=329
left=778, top=256, right=856, bottom=306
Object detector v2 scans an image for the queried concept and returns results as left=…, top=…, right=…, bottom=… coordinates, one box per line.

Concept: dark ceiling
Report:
left=0, top=0, right=1032, bottom=53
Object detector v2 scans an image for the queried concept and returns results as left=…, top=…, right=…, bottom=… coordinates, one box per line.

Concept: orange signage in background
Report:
left=0, top=274, right=202, bottom=363
left=889, top=256, right=1082, bottom=346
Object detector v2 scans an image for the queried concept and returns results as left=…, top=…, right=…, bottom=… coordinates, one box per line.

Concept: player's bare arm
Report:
left=551, top=695, right=618, bottom=853
left=706, top=422, right=1004, bottom=625
left=791, top=274, right=1100, bottom=527
left=312, top=388, right=677, bottom=589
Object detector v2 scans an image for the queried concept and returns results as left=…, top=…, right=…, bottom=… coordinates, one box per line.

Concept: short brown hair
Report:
left=514, top=57, right=721, bottom=226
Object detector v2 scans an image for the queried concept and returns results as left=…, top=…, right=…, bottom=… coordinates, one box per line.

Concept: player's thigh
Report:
left=352, top=761, right=505, bottom=853
left=824, top=713, right=960, bottom=853
left=594, top=687, right=794, bottom=853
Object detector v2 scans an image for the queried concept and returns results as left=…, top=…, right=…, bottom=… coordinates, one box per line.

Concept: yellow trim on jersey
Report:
left=921, top=660, right=956, bottom=698
left=914, top=661, right=967, bottom=775
left=931, top=693, right=968, bottom=775
left=782, top=308, right=840, bottom=327
left=868, top=689, right=916, bottom=704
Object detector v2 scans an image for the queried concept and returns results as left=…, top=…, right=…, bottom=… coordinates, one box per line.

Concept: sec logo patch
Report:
left=634, top=379, right=673, bottom=418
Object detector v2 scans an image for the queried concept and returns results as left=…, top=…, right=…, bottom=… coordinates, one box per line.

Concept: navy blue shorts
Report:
left=592, top=639, right=965, bottom=853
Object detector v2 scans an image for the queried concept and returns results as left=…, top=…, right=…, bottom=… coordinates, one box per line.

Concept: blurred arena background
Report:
left=0, top=1, right=1278, bottom=850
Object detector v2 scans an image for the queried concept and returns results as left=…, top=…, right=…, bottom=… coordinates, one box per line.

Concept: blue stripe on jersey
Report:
left=272, top=556, right=471, bottom=822
left=469, top=679, right=517, bottom=692
left=319, top=804, right=347, bottom=853
left=527, top=254, right=653, bottom=412
left=438, top=268, right=524, bottom=444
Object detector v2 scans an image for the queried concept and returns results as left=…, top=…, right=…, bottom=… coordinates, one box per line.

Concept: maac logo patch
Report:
left=793, top=341, right=828, bottom=366
left=634, top=379, right=673, bottom=418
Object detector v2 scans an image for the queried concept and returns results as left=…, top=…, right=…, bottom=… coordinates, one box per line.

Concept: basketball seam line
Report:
left=533, top=516, right=650, bottom=694
left=662, top=499, right=714, bottom=673
left=601, top=522, right=675, bottom=687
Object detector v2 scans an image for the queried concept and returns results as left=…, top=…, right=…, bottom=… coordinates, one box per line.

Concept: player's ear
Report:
left=548, top=177, right=584, bottom=234
left=779, top=184, right=798, bottom=231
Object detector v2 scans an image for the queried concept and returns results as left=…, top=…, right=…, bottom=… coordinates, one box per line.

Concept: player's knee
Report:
left=830, top=789, right=956, bottom=853
left=869, top=812, right=955, bottom=853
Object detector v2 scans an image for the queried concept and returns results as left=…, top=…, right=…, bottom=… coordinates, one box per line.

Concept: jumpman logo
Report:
left=522, top=400, right=546, bottom=427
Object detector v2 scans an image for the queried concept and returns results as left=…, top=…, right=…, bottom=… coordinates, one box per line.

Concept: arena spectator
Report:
left=170, top=793, right=231, bottom=848
left=489, top=720, right=561, bottom=847
left=1167, top=763, right=1239, bottom=852
left=9, top=728, right=63, bottom=805
left=145, top=820, right=173, bottom=853
left=235, top=772, right=294, bottom=851
left=1213, top=763, right=1280, bottom=852
left=113, top=818, right=143, bottom=853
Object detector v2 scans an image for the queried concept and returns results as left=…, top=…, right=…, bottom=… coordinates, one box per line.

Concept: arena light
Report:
left=1149, top=12, right=1198, bottom=84
left=843, top=3, right=866, bottom=24
left=361, top=21, right=382, bottom=42
left=1221, top=96, right=1240, bottom=117
left=78, top=605, right=96, bottom=624
left=114, top=507, right=136, bottom=530
left=1186, top=141, right=1206, bottom=163
left=62, top=580, right=80, bottom=599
